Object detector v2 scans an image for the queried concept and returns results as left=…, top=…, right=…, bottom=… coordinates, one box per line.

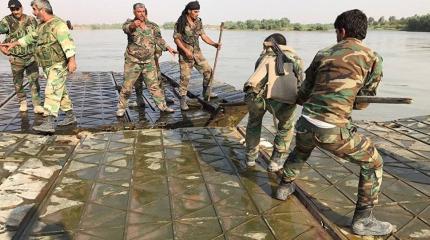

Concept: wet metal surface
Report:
left=239, top=115, right=430, bottom=240
left=0, top=64, right=247, bottom=133
left=0, top=129, right=331, bottom=239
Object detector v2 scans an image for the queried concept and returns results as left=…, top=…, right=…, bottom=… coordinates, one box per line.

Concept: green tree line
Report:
left=163, top=18, right=332, bottom=31
left=72, top=14, right=430, bottom=32
left=368, top=14, right=430, bottom=31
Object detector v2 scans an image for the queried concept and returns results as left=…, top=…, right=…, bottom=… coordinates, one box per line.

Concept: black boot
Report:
left=58, top=110, right=77, bottom=126
left=136, top=96, right=146, bottom=107
left=165, top=94, right=174, bottom=104
left=180, top=96, right=189, bottom=111
left=33, top=115, right=56, bottom=133
left=275, top=180, right=295, bottom=200
left=352, top=206, right=393, bottom=236
left=202, top=86, right=217, bottom=100
left=268, top=150, right=288, bottom=172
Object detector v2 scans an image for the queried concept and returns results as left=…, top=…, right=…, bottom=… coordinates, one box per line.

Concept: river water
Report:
left=1, top=29, right=429, bottom=121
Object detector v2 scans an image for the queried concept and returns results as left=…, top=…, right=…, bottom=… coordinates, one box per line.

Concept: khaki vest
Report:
left=246, top=46, right=300, bottom=104
left=4, top=15, right=36, bottom=57
left=34, top=18, right=67, bottom=68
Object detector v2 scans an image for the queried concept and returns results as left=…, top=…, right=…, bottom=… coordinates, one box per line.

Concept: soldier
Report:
left=133, top=45, right=175, bottom=108
left=117, top=3, right=177, bottom=117
left=0, top=0, right=43, bottom=114
left=2, top=0, right=78, bottom=134
left=243, top=33, right=304, bottom=170
left=173, top=1, right=221, bottom=111
left=276, top=10, right=393, bottom=236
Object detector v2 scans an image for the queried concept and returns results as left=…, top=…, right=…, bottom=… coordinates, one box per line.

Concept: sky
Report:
left=4, top=0, right=430, bottom=25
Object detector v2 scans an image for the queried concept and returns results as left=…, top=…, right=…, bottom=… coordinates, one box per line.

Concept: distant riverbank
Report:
left=73, top=14, right=430, bottom=32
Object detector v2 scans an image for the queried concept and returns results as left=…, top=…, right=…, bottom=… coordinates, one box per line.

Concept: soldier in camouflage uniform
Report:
left=276, top=10, right=393, bottom=236
left=173, top=1, right=221, bottom=110
left=2, top=0, right=78, bottom=134
left=244, top=33, right=304, bottom=170
left=133, top=44, right=174, bottom=108
left=0, top=0, right=42, bottom=113
left=117, top=3, right=177, bottom=117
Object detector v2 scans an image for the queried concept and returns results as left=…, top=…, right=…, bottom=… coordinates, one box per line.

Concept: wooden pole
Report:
left=355, top=96, right=413, bottom=104
left=207, top=22, right=224, bottom=101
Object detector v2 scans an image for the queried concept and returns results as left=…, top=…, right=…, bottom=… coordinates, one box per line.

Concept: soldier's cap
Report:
left=8, top=0, right=22, bottom=9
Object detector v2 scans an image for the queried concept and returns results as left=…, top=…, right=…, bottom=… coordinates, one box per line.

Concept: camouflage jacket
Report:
left=244, top=45, right=304, bottom=96
left=299, top=38, right=383, bottom=127
left=0, top=14, right=37, bottom=58
left=173, top=17, right=205, bottom=54
left=18, top=16, right=76, bottom=68
left=123, top=19, right=168, bottom=64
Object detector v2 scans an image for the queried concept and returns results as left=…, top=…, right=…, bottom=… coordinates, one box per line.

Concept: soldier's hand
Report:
left=167, top=47, right=178, bottom=56
left=0, top=42, right=18, bottom=52
left=67, top=57, right=77, bottom=73
left=184, top=50, right=193, bottom=60
left=212, top=43, right=222, bottom=49
left=0, top=46, right=10, bottom=56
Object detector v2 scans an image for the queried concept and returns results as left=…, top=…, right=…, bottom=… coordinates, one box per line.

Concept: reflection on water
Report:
left=1, top=29, right=429, bottom=121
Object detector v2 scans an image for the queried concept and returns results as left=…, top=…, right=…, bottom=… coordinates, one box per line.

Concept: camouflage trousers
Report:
left=245, top=93, right=296, bottom=161
left=119, top=59, right=166, bottom=109
left=282, top=117, right=383, bottom=208
left=134, top=58, right=167, bottom=98
left=9, top=56, right=41, bottom=106
left=42, top=62, right=73, bottom=117
left=179, top=51, right=212, bottom=96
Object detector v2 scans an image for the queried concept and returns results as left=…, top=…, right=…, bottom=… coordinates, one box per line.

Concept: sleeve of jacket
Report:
left=173, top=23, right=181, bottom=39
left=55, top=21, right=76, bottom=59
left=18, top=30, right=37, bottom=47
left=292, top=54, right=305, bottom=83
left=359, top=52, right=383, bottom=96
left=297, top=53, right=319, bottom=105
left=152, top=23, right=168, bottom=51
left=122, top=19, right=133, bottom=34
left=0, top=17, right=9, bottom=34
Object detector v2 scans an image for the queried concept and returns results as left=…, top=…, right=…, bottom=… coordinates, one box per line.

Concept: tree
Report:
left=389, top=16, right=397, bottom=22
left=378, top=16, right=386, bottom=24
left=368, top=17, right=375, bottom=25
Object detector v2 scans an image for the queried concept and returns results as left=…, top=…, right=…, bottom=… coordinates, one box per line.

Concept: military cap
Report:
left=8, top=0, right=22, bottom=9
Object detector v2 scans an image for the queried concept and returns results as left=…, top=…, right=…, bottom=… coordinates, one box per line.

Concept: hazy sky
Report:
left=6, top=0, right=430, bottom=25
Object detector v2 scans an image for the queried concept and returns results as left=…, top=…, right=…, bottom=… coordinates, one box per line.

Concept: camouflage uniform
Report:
left=18, top=16, right=76, bottom=117
left=0, top=14, right=41, bottom=107
left=134, top=45, right=167, bottom=100
left=282, top=38, right=384, bottom=208
left=119, top=19, right=168, bottom=109
left=244, top=45, right=304, bottom=163
left=173, top=18, right=212, bottom=97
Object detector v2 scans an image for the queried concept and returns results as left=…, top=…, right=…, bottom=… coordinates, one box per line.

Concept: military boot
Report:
left=268, top=150, right=288, bottom=172
left=34, top=105, right=45, bottom=114
left=58, top=110, right=77, bottom=126
left=275, top=180, right=295, bottom=200
left=202, top=86, right=217, bottom=101
left=33, top=115, right=56, bottom=133
left=180, top=96, right=189, bottom=111
left=246, top=148, right=258, bottom=167
left=158, top=103, right=174, bottom=113
left=165, top=93, right=174, bottom=105
left=19, top=100, right=28, bottom=112
left=352, top=206, right=393, bottom=236
left=136, top=96, right=146, bottom=108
